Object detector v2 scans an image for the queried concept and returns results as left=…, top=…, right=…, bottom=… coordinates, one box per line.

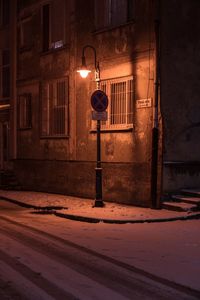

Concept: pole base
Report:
left=93, top=200, right=104, bottom=208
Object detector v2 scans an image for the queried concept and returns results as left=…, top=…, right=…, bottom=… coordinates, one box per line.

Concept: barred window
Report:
left=94, top=76, right=134, bottom=130
left=41, top=78, right=68, bottom=137
left=18, top=94, right=32, bottom=129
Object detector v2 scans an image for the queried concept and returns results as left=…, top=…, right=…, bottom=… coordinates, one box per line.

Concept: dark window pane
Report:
left=51, top=0, right=65, bottom=44
left=2, top=49, right=9, bottom=65
left=2, top=0, right=10, bottom=26
left=127, top=0, right=135, bottom=21
left=18, top=94, right=32, bottom=129
left=42, top=4, right=50, bottom=52
left=111, top=0, right=127, bottom=26
left=95, top=0, right=110, bottom=29
left=17, top=0, right=35, bottom=11
left=2, top=67, right=10, bottom=98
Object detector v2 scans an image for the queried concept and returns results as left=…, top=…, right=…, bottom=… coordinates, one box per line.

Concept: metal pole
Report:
left=94, top=70, right=104, bottom=207
left=94, top=119, right=103, bottom=207
left=151, top=13, right=160, bottom=208
left=81, top=45, right=104, bottom=207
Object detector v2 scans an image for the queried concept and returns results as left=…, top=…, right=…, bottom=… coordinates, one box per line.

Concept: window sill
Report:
left=90, top=125, right=133, bottom=133
left=19, top=45, right=33, bottom=53
left=40, top=135, right=69, bottom=139
left=40, top=44, right=69, bottom=56
left=18, top=127, right=32, bottom=131
left=92, top=20, right=135, bottom=35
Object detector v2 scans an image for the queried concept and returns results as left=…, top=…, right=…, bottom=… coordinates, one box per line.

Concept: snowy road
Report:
left=0, top=201, right=200, bottom=299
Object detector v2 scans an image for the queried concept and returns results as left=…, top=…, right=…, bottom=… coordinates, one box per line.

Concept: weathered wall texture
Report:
left=14, top=0, right=156, bottom=207
left=73, top=0, right=155, bottom=205
left=17, top=0, right=73, bottom=162
left=14, top=159, right=151, bottom=205
left=161, top=0, right=200, bottom=192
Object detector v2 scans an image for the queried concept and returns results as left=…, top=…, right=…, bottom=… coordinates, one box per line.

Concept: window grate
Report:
left=41, top=78, right=68, bottom=137
left=93, top=76, right=134, bottom=130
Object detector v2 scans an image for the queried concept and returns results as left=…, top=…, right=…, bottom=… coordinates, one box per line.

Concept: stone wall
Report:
left=14, top=159, right=151, bottom=206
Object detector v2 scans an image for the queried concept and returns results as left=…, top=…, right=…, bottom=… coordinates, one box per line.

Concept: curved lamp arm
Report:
left=77, top=45, right=100, bottom=87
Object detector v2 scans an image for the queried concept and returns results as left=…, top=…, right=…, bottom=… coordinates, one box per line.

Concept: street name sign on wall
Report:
left=136, top=98, right=152, bottom=109
left=91, top=90, right=108, bottom=112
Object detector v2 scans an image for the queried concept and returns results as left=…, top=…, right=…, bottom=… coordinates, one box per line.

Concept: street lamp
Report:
left=77, top=45, right=100, bottom=88
left=77, top=45, right=103, bottom=207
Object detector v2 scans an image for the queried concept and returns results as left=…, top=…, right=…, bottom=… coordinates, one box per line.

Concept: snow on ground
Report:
left=0, top=190, right=193, bottom=221
left=0, top=190, right=200, bottom=292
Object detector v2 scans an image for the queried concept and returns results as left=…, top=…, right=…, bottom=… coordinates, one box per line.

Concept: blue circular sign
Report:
left=91, top=90, right=108, bottom=112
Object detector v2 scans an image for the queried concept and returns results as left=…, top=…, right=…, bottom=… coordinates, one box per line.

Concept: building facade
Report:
left=0, top=0, right=199, bottom=207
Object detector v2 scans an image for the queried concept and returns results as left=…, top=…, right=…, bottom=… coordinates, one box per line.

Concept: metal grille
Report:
left=41, top=78, right=68, bottom=137
left=98, top=76, right=134, bottom=130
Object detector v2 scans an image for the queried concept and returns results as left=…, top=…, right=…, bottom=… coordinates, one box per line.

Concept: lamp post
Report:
left=77, top=45, right=104, bottom=207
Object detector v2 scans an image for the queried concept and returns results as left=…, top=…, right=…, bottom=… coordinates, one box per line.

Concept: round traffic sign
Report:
left=91, top=90, right=108, bottom=112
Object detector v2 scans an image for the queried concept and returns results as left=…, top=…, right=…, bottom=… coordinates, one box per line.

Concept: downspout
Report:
left=151, top=0, right=160, bottom=208
left=10, top=0, right=17, bottom=160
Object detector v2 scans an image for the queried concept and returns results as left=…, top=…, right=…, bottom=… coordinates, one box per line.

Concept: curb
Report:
left=55, top=211, right=200, bottom=224
left=0, top=196, right=67, bottom=210
left=1, top=196, right=200, bottom=224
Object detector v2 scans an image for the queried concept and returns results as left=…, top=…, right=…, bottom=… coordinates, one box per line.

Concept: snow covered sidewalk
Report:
left=0, top=190, right=199, bottom=223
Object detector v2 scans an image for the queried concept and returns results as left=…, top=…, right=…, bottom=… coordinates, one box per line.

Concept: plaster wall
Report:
left=14, top=0, right=156, bottom=206
left=73, top=0, right=155, bottom=205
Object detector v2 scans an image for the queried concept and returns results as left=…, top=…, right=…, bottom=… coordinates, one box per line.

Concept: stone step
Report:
left=162, top=201, right=197, bottom=212
left=172, top=195, right=200, bottom=206
left=181, top=189, right=200, bottom=198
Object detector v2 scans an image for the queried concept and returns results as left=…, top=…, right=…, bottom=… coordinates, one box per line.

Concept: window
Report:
left=95, top=0, right=135, bottom=30
left=94, top=76, right=134, bottom=130
left=0, top=49, right=10, bottom=99
left=42, top=4, right=50, bottom=52
left=41, top=78, right=69, bottom=137
left=17, top=0, right=36, bottom=11
left=19, top=16, right=33, bottom=50
left=0, top=0, right=10, bottom=27
left=18, top=94, right=32, bottom=129
left=42, top=0, right=66, bottom=52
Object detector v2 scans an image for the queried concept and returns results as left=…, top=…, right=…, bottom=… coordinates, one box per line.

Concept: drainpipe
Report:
left=10, top=0, right=17, bottom=160
left=151, top=0, right=160, bottom=208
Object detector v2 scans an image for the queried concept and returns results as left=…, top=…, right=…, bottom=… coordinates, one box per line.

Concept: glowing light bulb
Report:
left=77, top=69, right=91, bottom=78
